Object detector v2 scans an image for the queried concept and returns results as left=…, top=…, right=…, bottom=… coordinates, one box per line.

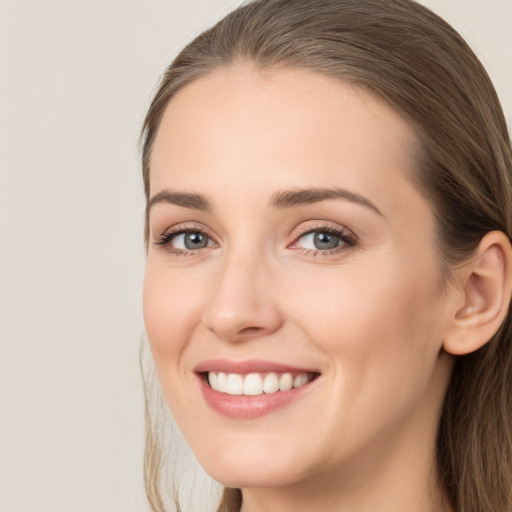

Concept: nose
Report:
left=201, top=249, right=283, bottom=343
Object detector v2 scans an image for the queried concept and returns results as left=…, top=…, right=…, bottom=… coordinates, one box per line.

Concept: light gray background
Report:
left=0, top=1, right=510, bottom=511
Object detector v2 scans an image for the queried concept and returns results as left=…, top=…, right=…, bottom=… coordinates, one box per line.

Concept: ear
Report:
left=443, top=231, right=512, bottom=356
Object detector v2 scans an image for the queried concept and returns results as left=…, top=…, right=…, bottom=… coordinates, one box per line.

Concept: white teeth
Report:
left=244, top=373, right=263, bottom=396
left=226, top=373, right=244, bottom=395
left=263, top=373, right=279, bottom=394
left=294, top=374, right=309, bottom=388
left=217, top=372, right=227, bottom=393
left=208, top=371, right=218, bottom=389
left=279, top=373, right=293, bottom=391
left=207, top=371, right=313, bottom=396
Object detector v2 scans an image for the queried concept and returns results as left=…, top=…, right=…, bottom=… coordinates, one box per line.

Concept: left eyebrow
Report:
left=146, top=189, right=211, bottom=215
left=270, top=187, right=383, bottom=216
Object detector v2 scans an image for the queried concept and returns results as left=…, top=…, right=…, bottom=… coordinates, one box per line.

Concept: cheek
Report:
left=143, top=262, right=208, bottom=427
left=287, top=261, right=445, bottom=393
left=286, top=267, right=425, bottom=347
left=287, top=267, right=448, bottom=459
left=143, top=262, right=202, bottom=366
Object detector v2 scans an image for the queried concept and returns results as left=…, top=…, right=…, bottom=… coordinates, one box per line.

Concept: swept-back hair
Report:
left=140, top=1, right=512, bottom=511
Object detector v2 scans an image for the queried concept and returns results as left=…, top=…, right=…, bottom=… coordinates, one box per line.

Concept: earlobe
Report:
left=443, top=231, right=512, bottom=356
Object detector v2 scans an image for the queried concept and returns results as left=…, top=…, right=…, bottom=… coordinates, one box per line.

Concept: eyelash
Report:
left=153, top=224, right=357, bottom=257
left=291, top=225, right=358, bottom=256
left=153, top=224, right=215, bottom=256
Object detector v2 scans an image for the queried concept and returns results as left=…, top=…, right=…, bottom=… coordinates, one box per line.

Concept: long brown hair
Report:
left=140, top=1, right=512, bottom=510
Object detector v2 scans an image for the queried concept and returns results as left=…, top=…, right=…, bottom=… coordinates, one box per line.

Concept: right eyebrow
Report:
left=146, top=189, right=211, bottom=217
left=270, top=187, right=383, bottom=216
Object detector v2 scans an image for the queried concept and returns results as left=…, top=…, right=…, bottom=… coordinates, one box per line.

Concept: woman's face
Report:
left=144, top=66, right=455, bottom=491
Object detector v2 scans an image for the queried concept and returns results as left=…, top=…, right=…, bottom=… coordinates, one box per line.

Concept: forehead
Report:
left=149, top=65, right=420, bottom=210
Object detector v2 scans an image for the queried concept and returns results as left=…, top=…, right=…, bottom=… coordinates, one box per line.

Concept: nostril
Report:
left=202, top=289, right=283, bottom=342
left=240, top=326, right=264, bottom=335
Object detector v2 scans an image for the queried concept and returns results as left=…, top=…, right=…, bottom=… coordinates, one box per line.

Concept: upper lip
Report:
left=194, top=358, right=320, bottom=374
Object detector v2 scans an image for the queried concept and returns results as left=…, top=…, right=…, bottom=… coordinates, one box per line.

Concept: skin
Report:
left=143, top=65, right=459, bottom=511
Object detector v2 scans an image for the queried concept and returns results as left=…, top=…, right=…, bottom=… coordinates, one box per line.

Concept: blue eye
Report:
left=294, top=227, right=356, bottom=253
left=171, top=231, right=210, bottom=250
left=155, top=229, right=215, bottom=252
left=298, top=231, right=341, bottom=250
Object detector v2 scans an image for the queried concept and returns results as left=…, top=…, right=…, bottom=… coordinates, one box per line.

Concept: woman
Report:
left=140, top=0, right=512, bottom=510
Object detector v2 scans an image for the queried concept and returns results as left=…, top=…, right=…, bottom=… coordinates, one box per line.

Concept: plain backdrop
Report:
left=0, top=1, right=510, bottom=511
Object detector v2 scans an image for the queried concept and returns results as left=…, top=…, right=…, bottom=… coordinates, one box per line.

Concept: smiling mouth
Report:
left=205, top=371, right=319, bottom=396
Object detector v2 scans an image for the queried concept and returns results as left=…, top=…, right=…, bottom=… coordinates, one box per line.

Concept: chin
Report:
left=206, top=464, right=303, bottom=490
left=194, top=441, right=309, bottom=489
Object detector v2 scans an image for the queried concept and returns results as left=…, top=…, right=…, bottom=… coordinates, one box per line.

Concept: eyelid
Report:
left=288, top=222, right=358, bottom=254
left=290, top=221, right=357, bottom=241
left=152, top=222, right=218, bottom=252
left=152, top=221, right=211, bottom=240
left=150, top=220, right=358, bottom=257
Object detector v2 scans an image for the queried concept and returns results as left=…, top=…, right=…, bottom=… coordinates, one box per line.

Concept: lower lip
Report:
left=197, top=374, right=317, bottom=419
